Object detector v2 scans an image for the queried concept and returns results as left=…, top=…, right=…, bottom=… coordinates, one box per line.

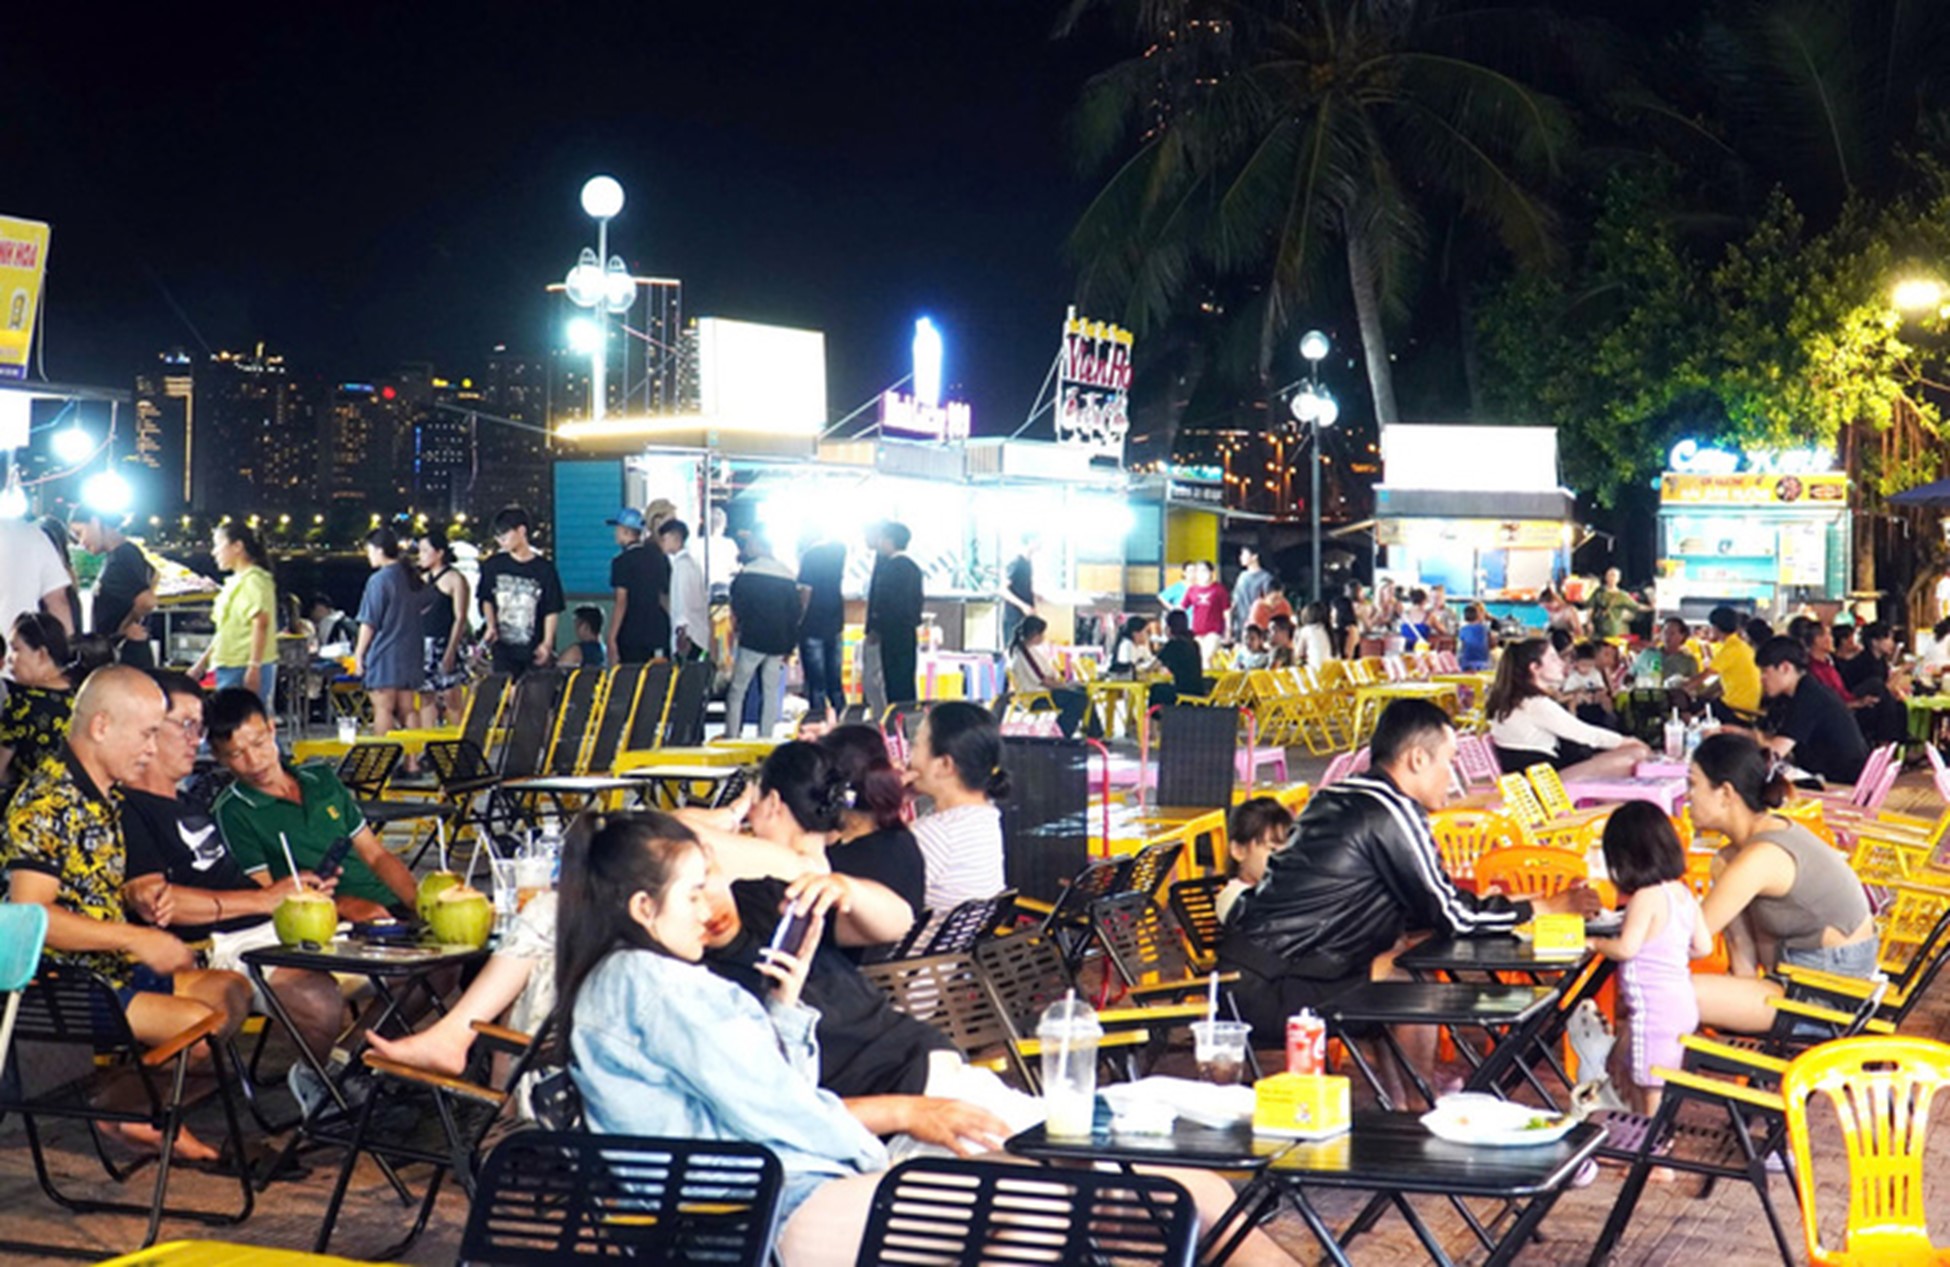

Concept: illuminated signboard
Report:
left=1056, top=306, right=1132, bottom=457
left=881, top=317, right=971, bottom=442
left=1660, top=472, right=1848, bottom=505
left=1666, top=438, right=1835, bottom=475
left=0, top=215, right=51, bottom=382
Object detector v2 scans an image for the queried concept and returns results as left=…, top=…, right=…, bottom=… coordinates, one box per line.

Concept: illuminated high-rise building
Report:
left=189, top=343, right=319, bottom=514
left=472, top=346, right=551, bottom=524
left=128, top=348, right=194, bottom=514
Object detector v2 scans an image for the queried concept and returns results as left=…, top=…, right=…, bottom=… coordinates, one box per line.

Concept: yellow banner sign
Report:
left=1660, top=472, right=1848, bottom=506
left=0, top=216, right=50, bottom=381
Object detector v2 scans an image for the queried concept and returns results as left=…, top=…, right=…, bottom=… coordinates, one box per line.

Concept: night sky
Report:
left=3, top=3, right=1103, bottom=429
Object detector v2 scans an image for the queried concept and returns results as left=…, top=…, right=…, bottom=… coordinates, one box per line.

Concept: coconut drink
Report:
left=416, top=870, right=463, bottom=922
left=427, top=886, right=493, bottom=948
left=274, top=891, right=339, bottom=947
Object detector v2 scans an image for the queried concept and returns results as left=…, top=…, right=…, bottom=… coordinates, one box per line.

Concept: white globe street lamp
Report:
left=52, top=423, right=94, bottom=465
left=81, top=469, right=133, bottom=517
left=566, top=175, right=634, bottom=423
left=1297, top=331, right=1334, bottom=602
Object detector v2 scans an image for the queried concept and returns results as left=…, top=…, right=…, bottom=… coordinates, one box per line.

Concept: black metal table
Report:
left=1008, top=1110, right=1606, bottom=1266
left=1321, top=981, right=1561, bottom=1111
left=1397, top=937, right=1614, bottom=1108
left=241, top=938, right=488, bottom=1198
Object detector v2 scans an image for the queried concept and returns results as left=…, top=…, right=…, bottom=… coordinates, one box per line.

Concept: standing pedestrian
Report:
left=864, top=521, right=924, bottom=714
left=0, top=514, right=73, bottom=637
left=478, top=506, right=564, bottom=678
left=1231, top=546, right=1273, bottom=641
left=797, top=531, right=848, bottom=723
left=659, top=518, right=710, bottom=662
left=1183, top=560, right=1230, bottom=663
left=724, top=535, right=799, bottom=739
left=72, top=508, right=157, bottom=669
left=605, top=507, right=670, bottom=665
left=36, top=517, right=83, bottom=637
left=415, top=530, right=471, bottom=728
left=999, top=536, right=1039, bottom=649
left=189, top=522, right=277, bottom=707
left=351, top=526, right=426, bottom=736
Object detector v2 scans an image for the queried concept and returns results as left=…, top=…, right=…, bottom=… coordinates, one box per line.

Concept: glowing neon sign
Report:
left=1056, top=306, right=1132, bottom=457
left=1667, top=439, right=1834, bottom=475
left=881, top=316, right=971, bottom=442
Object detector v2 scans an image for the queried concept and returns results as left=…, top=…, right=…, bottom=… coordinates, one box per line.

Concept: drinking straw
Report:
left=436, top=819, right=449, bottom=874
left=462, top=832, right=482, bottom=890
left=1207, top=971, right=1220, bottom=1026
left=1054, top=988, right=1076, bottom=1092
left=278, top=832, right=304, bottom=893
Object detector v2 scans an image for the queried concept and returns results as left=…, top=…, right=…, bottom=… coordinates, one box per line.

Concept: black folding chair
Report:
left=972, top=931, right=1167, bottom=1090
left=1029, top=855, right=1133, bottom=973
left=1122, top=838, right=1184, bottom=902
left=316, top=1015, right=574, bottom=1258
left=539, top=668, right=603, bottom=777
left=620, top=661, right=677, bottom=754
left=583, top=662, right=649, bottom=773
left=0, top=966, right=253, bottom=1256
left=1167, top=875, right=1227, bottom=969
left=854, top=1157, right=1197, bottom=1266
left=459, top=672, right=512, bottom=755
left=461, top=1130, right=783, bottom=1267
left=663, top=660, right=711, bottom=746
left=1150, top=704, right=1239, bottom=814
left=860, top=952, right=1015, bottom=1072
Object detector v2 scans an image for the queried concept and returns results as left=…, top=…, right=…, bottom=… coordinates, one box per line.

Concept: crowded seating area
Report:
left=5, top=541, right=1950, bottom=1267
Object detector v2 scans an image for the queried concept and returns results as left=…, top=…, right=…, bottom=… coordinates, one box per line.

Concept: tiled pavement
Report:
left=3, top=762, right=1944, bottom=1264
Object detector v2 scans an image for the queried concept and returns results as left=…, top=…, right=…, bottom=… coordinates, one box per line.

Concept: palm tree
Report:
left=1063, top=0, right=1577, bottom=424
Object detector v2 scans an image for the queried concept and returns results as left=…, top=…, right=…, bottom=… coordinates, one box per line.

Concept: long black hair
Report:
left=819, top=724, right=908, bottom=832
left=1692, top=732, right=1790, bottom=813
left=10, top=611, right=73, bottom=678
left=364, top=526, right=425, bottom=590
left=757, top=740, right=851, bottom=834
left=1008, top=613, right=1049, bottom=657
left=555, top=810, right=704, bottom=1053
left=922, top=700, right=1010, bottom=801
left=1485, top=637, right=1550, bottom=722
left=217, top=521, right=273, bottom=573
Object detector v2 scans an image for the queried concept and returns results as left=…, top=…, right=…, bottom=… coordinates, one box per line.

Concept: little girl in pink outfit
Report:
left=1590, top=802, right=1713, bottom=1114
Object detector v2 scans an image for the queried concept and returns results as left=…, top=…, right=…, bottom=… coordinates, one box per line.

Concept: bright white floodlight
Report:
left=581, top=175, right=625, bottom=220
left=1299, top=330, right=1331, bottom=363
left=567, top=317, right=604, bottom=354
left=52, top=424, right=94, bottom=465
left=82, top=470, right=133, bottom=516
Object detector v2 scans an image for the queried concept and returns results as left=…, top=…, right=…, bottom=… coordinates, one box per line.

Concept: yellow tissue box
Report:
left=1253, top=1073, right=1351, bottom=1140
left=1532, top=913, right=1586, bottom=955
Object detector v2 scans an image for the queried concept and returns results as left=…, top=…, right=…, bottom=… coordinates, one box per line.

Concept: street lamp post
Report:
left=565, top=175, right=634, bottom=424
left=1294, top=330, right=1337, bottom=605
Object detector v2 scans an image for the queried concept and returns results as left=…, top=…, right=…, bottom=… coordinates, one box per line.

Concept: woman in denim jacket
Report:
left=558, top=810, right=1302, bottom=1267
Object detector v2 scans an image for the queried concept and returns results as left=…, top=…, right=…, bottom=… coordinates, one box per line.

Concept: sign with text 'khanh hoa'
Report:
left=0, top=216, right=51, bottom=381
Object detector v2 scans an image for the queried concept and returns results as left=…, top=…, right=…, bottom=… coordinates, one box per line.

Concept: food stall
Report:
left=1372, top=424, right=1575, bottom=628
left=1653, top=441, right=1850, bottom=623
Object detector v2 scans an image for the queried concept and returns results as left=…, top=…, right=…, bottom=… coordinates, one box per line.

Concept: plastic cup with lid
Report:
left=1037, top=990, right=1104, bottom=1138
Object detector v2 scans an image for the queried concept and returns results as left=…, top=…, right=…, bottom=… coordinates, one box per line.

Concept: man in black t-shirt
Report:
left=1757, top=636, right=1869, bottom=786
left=73, top=508, right=158, bottom=669
left=1001, top=540, right=1037, bottom=649
left=120, top=673, right=346, bottom=1058
left=865, top=521, right=925, bottom=712
left=797, top=535, right=848, bottom=722
left=479, top=506, right=565, bottom=678
left=725, top=537, right=801, bottom=738
left=604, top=507, right=671, bottom=664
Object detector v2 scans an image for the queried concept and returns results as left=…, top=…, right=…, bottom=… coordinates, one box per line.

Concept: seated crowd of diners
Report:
left=1482, top=602, right=1909, bottom=789
left=0, top=625, right=1907, bottom=1260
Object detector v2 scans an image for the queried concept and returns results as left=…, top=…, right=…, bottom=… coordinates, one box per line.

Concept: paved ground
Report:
left=3, top=758, right=1945, bottom=1264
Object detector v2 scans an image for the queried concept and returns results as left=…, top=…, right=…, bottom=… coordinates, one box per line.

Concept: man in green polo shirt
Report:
left=206, top=689, right=416, bottom=918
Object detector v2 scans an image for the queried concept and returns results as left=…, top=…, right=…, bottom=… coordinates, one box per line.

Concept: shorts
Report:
left=114, top=964, right=176, bottom=1009
left=1227, top=964, right=1373, bottom=1045
left=1778, top=938, right=1881, bottom=979
left=424, top=637, right=467, bottom=691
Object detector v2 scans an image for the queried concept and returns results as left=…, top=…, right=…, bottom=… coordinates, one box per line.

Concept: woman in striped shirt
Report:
left=906, top=701, right=1009, bottom=911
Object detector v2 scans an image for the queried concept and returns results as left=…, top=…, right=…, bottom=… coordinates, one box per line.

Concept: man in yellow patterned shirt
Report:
left=3, top=667, right=249, bottom=1157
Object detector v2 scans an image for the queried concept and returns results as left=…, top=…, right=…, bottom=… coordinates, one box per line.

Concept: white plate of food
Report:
left=1420, top=1094, right=1577, bottom=1147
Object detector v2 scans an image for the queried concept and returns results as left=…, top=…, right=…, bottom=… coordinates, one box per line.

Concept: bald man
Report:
left=4, top=667, right=250, bottom=1157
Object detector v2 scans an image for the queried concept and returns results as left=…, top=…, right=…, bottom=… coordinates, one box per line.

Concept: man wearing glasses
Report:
left=120, top=672, right=346, bottom=1060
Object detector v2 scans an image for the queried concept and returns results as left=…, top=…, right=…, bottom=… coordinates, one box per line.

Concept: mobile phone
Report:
left=767, top=903, right=814, bottom=959
left=314, top=834, right=355, bottom=883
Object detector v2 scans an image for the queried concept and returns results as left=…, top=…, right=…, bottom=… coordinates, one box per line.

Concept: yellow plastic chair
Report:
left=1495, top=772, right=1549, bottom=828
left=1429, top=809, right=1530, bottom=889
left=1782, top=1035, right=1950, bottom=1266
left=93, top=1243, right=393, bottom=1266
left=1474, top=845, right=1588, bottom=898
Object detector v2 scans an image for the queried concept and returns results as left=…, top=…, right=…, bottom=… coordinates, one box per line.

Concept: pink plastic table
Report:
left=1561, top=775, right=1688, bottom=814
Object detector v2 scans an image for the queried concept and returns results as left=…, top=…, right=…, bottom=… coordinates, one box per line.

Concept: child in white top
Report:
left=1216, top=797, right=1294, bottom=924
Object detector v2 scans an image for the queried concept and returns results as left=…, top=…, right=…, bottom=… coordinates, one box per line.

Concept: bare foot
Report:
left=364, top=1024, right=470, bottom=1077
left=103, top=1120, right=222, bottom=1162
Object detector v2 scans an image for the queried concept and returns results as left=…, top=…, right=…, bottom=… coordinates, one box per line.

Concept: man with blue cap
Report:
left=606, top=506, right=671, bottom=665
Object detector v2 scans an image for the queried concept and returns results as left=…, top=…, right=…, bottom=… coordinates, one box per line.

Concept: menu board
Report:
left=1777, top=522, right=1827, bottom=586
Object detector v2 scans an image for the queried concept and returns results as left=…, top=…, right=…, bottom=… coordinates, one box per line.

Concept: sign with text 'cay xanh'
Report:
left=1056, top=306, right=1132, bottom=459
left=0, top=216, right=51, bottom=381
